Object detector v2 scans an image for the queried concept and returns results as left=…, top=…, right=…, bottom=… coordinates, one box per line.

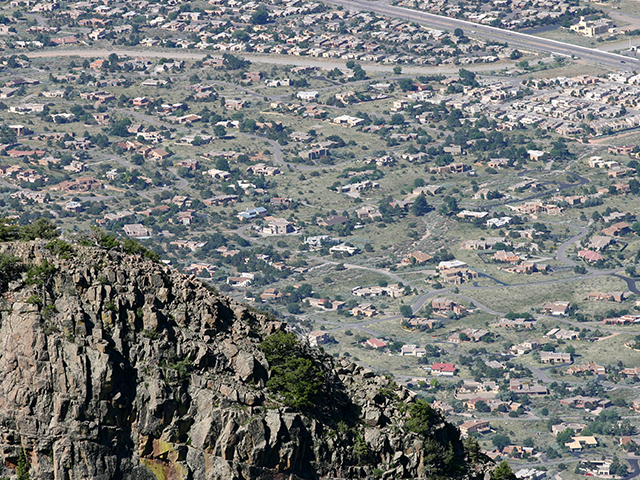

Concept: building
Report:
left=448, top=328, right=490, bottom=343
left=122, top=224, right=150, bottom=238
left=296, top=91, right=319, bottom=101
left=431, top=298, right=467, bottom=316
left=604, top=315, right=640, bottom=325
left=402, top=251, right=433, bottom=265
left=588, top=235, right=613, bottom=251
left=332, top=115, right=364, bottom=127
left=601, top=222, right=630, bottom=237
left=430, top=163, right=469, bottom=174
left=608, top=145, right=636, bottom=155
left=459, top=420, right=491, bottom=437
left=227, top=276, right=252, bottom=287
left=570, top=16, right=613, bottom=37
left=350, top=304, right=377, bottom=317
left=540, top=352, right=571, bottom=364
left=509, top=379, right=548, bottom=395
left=565, top=436, right=598, bottom=451
left=366, top=338, right=386, bottom=349
left=400, top=344, right=427, bottom=357
left=355, top=205, right=383, bottom=220
left=318, top=215, right=348, bottom=227
left=247, top=163, right=281, bottom=176
left=224, top=99, right=246, bottom=110
left=551, top=422, right=587, bottom=436
left=237, top=207, right=268, bottom=220
left=541, top=301, right=570, bottom=316
left=329, top=243, right=358, bottom=255
left=305, top=331, right=329, bottom=347
left=546, top=328, right=578, bottom=340
left=510, top=342, right=539, bottom=356
left=586, top=292, right=625, bottom=302
left=148, top=148, right=170, bottom=160
left=352, top=285, right=404, bottom=298
left=407, top=318, right=439, bottom=330
left=64, top=201, right=82, bottom=212
left=493, top=250, right=520, bottom=263
left=439, top=267, right=477, bottom=285
left=263, top=218, right=294, bottom=235
left=567, top=363, right=606, bottom=375
left=498, top=318, right=536, bottom=329
left=431, top=363, right=457, bottom=376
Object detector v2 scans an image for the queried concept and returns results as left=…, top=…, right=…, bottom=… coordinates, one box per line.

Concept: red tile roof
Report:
left=432, top=363, right=456, bottom=372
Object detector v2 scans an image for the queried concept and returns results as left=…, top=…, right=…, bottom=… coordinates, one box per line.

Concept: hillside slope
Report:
left=0, top=240, right=497, bottom=480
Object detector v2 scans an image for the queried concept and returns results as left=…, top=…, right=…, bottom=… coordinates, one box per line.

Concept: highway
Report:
left=321, top=0, right=640, bottom=70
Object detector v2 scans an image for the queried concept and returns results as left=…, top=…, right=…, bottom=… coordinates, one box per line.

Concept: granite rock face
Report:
left=0, top=242, right=494, bottom=480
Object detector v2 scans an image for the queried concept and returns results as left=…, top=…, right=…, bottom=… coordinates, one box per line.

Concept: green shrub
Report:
left=19, top=218, right=59, bottom=241
left=0, top=253, right=24, bottom=293
left=122, top=238, right=160, bottom=262
left=46, top=239, right=74, bottom=260
left=17, top=448, right=30, bottom=480
left=0, top=217, right=18, bottom=241
left=259, top=332, right=324, bottom=410
left=405, top=399, right=468, bottom=475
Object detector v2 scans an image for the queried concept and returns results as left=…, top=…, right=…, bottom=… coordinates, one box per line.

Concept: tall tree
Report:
left=411, top=193, right=430, bottom=216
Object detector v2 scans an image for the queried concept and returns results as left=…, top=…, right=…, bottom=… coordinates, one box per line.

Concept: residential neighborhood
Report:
left=1, top=0, right=640, bottom=475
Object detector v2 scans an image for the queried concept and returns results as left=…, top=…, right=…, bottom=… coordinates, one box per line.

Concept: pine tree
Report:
left=491, top=460, right=515, bottom=480
left=16, top=448, right=30, bottom=480
left=411, top=193, right=430, bottom=216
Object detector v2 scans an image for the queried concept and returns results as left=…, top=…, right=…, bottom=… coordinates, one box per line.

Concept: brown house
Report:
left=148, top=148, right=170, bottom=160
left=601, top=222, right=630, bottom=237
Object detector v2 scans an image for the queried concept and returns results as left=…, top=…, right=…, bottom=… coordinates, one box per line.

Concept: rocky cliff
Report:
left=0, top=240, right=495, bottom=480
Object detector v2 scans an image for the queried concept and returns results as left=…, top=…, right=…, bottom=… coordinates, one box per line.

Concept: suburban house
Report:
left=400, top=344, right=427, bottom=357
left=305, top=331, right=330, bottom=347
left=551, top=422, right=587, bottom=436
left=459, top=420, right=491, bottom=437
left=366, top=338, right=387, bottom=349
left=586, top=292, right=625, bottom=302
left=498, top=318, right=536, bottom=329
left=510, top=342, right=539, bottom=356
left=226, top=276, right=252, bottom=288
left=565, top=436, right=598, bottom=451
left=567, top=363, right=606, bottom=375
left=402, top=251, right=433, bottom=265
left=509, top=379, right=548, bottom=395
left=263, top=218, right=294, bottom=235
left=350, top=304, right=377, bottom=317
left=122, top=224, right=150, bottom=238
left=578, top=250, right=604, bottom=263
left=431, top=363, right=457, bottom=376
left=601, top=222, right=630, bottom=237
left=540, top=352, right=572, bottom=364
left=541, top=301, right=571, bottom=316
left=431, top=298, right=468, bottom=316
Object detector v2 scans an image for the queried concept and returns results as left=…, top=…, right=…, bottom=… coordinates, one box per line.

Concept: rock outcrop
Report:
left=0, top=241, right=494, bottom=480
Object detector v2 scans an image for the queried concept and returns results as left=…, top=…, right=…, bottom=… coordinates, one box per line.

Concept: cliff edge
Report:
left=0, top=239, right=496, bottom=480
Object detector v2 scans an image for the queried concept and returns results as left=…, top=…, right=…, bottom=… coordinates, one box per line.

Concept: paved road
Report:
left=481, top=171, right=590, bottom=211
left=613, top=274, right=640, bottom=295
left=529, top=366, right=555, bottom=383
left=555, top=224, right=588, bottom=267
left=306, top=255, right=411, bottom=285
left=24, top=13, right=47, bottom=26
left=321, top=0, right=640, bottom=70
left=411, top=288, right=503, bottom=315
left=25, top=48, right=518, bottom=74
